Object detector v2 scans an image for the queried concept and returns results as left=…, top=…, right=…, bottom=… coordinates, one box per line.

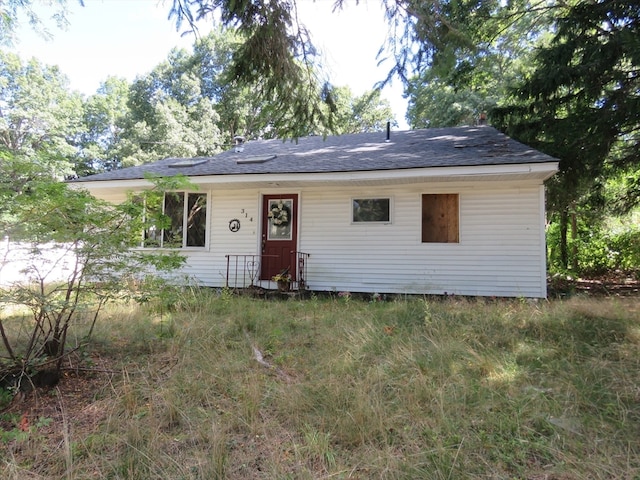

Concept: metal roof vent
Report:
left=234, top=136, right=245, bottom=153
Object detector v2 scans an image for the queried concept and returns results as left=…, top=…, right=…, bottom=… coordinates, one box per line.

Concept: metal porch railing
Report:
left=225, top=251, right=310, bottom=291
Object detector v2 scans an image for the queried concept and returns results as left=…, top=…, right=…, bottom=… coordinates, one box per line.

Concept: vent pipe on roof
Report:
left=385, top=121, right=391, bottom=142
left=234, top=135, right=245, bottom=153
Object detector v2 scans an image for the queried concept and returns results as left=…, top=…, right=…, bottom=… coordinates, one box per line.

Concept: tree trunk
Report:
left=560, top=209, right=569, bottom=270
left=570, top=208, right=578, bottom=272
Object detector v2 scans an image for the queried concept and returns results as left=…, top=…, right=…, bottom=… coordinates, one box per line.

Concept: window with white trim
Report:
left=144, top=192, right=207, bottom=248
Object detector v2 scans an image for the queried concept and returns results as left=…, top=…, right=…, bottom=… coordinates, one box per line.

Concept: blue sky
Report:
left=11, top=0, right=408, bottom=128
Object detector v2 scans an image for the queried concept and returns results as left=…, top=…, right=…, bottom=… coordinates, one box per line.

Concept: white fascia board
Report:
left=188, top=162, right=559, bottom=185
left=69, top=178, right=154, bottom=191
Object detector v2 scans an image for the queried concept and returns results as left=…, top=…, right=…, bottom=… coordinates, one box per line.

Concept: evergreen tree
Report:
left=493, top=0, right=640, bottom=268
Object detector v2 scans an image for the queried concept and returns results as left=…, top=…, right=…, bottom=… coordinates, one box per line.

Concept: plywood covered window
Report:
left=421, top=194, right=459, bottom=243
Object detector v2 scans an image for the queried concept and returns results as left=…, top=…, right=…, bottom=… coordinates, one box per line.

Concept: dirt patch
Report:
left=548, top=271, right=640, bottom=298
left=1, top=352, right=115, bottom=460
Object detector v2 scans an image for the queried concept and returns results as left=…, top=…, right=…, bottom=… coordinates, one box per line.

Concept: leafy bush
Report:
left=547, top=219, right=640, bottom=276
left=0, top=175, right=188, bottom=389
left=574, top=228, right=640, bottom=275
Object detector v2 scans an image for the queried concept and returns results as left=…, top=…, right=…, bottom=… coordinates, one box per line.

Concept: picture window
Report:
left=144, top=192, right=207, bottom=248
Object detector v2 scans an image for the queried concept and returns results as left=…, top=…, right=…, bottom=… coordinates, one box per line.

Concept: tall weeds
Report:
left=2, top=291, right=638, bottom=479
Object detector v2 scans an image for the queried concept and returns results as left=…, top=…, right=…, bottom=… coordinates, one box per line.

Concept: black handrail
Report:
left=225, top=251, right=310, bottom=290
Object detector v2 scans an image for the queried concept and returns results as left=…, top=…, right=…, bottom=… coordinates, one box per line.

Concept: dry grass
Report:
left=1, top=290, right=639, bottom=479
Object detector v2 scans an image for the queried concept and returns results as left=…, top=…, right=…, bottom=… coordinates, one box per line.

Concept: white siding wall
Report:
left=295, top=181, right=547, bottom=297
left=178, top=189, right=261, bottom=286
left=90, top=189, right=264, bottom=287
left=73, top=180, right=549, bottom=298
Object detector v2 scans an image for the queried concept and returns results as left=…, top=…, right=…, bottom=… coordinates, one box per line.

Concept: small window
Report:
left=144, top=192, right=207, bottom=248
left=267, top=198, right=293, bottom=240
left=422, top=194, right=459, bottom=243
left=352, top=198, right=391, bottom=223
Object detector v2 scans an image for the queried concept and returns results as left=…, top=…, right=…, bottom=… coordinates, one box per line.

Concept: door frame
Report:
left=259, top=193, right=299, bottom=282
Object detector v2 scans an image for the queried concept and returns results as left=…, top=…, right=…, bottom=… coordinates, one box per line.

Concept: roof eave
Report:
left=73, top=162, right=559, bottom=194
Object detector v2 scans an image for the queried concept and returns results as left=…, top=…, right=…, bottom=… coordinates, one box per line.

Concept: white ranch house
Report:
left=73, top=126, right=558, bottom=298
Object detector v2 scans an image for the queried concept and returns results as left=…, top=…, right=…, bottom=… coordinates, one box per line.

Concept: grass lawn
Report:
left=1, top=290, right=639, bottom=479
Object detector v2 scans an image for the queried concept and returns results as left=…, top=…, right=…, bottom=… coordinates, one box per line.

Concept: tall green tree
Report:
left=121, top=27, right=395, bottom=160
left=0, top=51, right=82, bottom=186
left=165, top=1, right=564, bottom=131
left=493, top=0, right=640, bottom=269
left=169, top=0, right=334, bottom=139
left=406, top=79, right=491, bottom=128
left=187, top=30, right=397, bottom=138
left=186, top=27, right=298, bottom=142
left=403, top=0, right=559, bottom=127
left=76, top=76, right=130, bottom=174
left=120, top=47, right=222, bottom=166
left=328, top=87, right=395, bottom=134
left=189, top=28, right=261, bottom=141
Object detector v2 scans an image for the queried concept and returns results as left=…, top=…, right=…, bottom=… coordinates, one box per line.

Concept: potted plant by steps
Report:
left=272, top=268, right=291, bottom=292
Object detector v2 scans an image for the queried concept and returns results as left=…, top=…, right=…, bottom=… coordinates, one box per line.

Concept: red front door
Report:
left=261, top=194, right=298, bottom=281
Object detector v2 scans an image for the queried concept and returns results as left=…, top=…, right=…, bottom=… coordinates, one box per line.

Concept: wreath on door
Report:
left=268, top=201, right=290, bottom=226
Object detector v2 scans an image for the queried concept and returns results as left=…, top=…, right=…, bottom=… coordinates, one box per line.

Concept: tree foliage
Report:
left=327, top=87, right=395, bottom=134
left=189, top=28, right=264, bottom=141
left=117, top=27, right=395, bottom=166
left=168, top=0, right=335, bottom=139
left=0, top=51, right=82, bottom=157
left=403, top=0, right=557, bottom=127
left=0, top=173, right=186, bottom=388
left=406, top=79, right=491, bottom=128
left=76, top=76, right=130, bottom=174
left=120, top=47, right=222, bottom=167
left=0, top=50, right=82, bottom=197
left=164, top=1, right=562, bottom=130
left=492, top=0, right=640, bottom=269
left=0, top=0, right=77, bottom=46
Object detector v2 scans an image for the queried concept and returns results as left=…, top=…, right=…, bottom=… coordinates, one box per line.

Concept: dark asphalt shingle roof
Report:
left=74, top=126, right=557, bottom=183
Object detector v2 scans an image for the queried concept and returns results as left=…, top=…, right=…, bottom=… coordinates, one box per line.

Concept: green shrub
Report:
left=548, top=220, right=640, bottom=276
